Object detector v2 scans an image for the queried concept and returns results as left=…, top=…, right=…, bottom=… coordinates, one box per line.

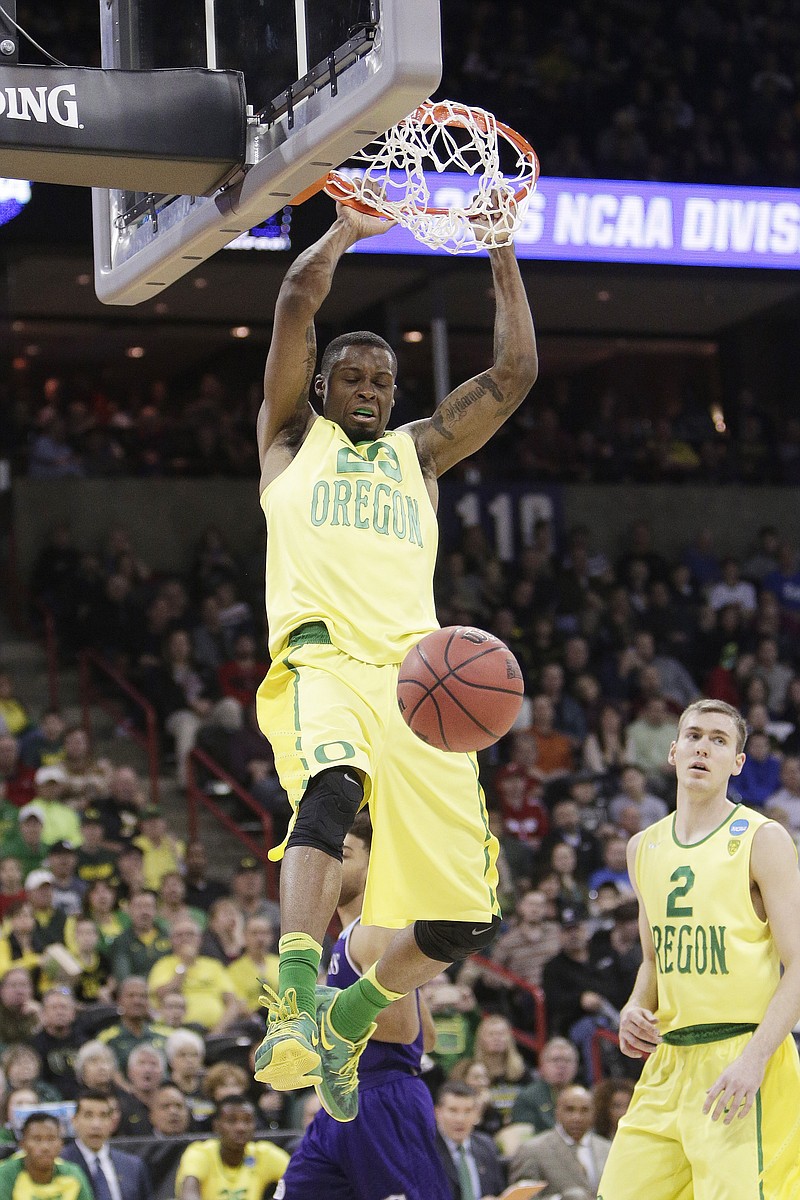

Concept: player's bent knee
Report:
left=414, top=915, right=501, bottom=963
left=286, top=766, right=364, bottom=862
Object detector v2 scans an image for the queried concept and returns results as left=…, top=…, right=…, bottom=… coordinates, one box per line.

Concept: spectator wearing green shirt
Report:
left=0, top=1112, right=92, bottom=1200
left=421, top=974, right=480, bottom=1075
left=1, top=806, right=47, bottom=881
left=510, top=1036, right=581, bottom=1131
left=97, top=977, right=170, bottom=1072
left=30, top=768, right=82, bottom=849
left=110, top=890, right=171, bottom=980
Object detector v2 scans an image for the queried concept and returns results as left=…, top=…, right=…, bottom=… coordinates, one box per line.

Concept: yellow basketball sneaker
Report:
left=253, top=985, right=321, bottom=1090
left=314, top=985, right=376, bottom=1123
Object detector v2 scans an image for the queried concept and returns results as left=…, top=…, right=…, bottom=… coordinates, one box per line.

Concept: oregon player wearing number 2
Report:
left=597, top=698, right=800, bottom=1200
left=252, top=201, right=538, bottom=1122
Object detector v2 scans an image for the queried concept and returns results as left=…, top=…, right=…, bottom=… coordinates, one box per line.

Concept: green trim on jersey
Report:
left=671, top=803, right=742, bottom=849
left=662, top=1021, right=757, bottom=1045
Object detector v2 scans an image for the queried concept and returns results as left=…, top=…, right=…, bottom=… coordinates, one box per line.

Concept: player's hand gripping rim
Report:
left=618, top=1004, right=661, bottom=1058
left=703, top=1051, right=765, bottom=1124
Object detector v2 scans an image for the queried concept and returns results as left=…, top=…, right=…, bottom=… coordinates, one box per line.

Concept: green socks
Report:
left=329, top=963, right=406, bottom=1041
left=278, top=933, right=323, bottom=1016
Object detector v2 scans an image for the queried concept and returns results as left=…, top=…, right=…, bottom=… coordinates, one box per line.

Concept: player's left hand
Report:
left=703, top=1050, right=766, bottom=1123
left=468, top=189, right=514, bottom=245
left=335, top=194, right=396, bottom=240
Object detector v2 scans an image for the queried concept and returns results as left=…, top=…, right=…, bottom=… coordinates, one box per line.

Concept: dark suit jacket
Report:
left=61, top=1142, right=152, bottom=1200
left=436, top=1130, right=506, bottom=1199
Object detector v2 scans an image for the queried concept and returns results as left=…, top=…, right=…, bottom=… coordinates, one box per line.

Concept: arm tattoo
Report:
left=430, top=410, right=455, bottom=440
left=293, top=323, right=317, bottom=408
left=432, top=372, right=508, bottom=440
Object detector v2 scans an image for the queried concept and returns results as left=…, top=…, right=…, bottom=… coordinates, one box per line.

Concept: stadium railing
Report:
left=470, top=954, right=548, bottom=1055
left=186, top=745, right=277, bottom=900
left=79, top=648, right=161, bottom=803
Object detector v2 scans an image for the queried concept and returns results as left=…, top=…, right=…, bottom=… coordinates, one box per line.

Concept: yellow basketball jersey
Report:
left=636, top=804, right=781, bottom=1034
left=261, top=417, right=439, bottom=664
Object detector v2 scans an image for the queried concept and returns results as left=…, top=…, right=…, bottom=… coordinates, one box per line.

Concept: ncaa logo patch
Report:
left=729, top=818, right=749, bottom=836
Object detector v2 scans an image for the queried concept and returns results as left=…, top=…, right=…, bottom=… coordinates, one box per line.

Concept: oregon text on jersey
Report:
left=650, top=922, right=729, bottom=976
left=310, top=478, right=425, bottom=545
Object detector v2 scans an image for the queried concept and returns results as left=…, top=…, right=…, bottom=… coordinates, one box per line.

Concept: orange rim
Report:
left=323, top=101, right=539, bottom=218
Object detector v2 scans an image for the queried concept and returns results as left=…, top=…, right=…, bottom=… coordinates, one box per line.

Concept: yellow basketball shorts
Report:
left=256, top=639, right=501, bottom=929
left=597, top=1032, right=800, bottom=1200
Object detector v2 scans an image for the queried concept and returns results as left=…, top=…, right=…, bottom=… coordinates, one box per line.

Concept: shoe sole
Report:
left=254, top=1040, right=322, bottom=1089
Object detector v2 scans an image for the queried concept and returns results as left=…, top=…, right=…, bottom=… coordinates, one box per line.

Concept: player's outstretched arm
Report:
left=618, top=832, right=662, bottom=1059
left=404, top=242, right=537, bottom=476
left=704, top=821, right=800, bottom=1124
left=257, top=203, right=394, bottom=483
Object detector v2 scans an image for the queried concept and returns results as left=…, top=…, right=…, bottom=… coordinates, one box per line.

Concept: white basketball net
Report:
left=325, top=99, right=539, bottom=255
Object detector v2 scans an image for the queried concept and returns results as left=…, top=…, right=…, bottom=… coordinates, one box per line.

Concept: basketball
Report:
left=397, top=626, right=525, bottom=752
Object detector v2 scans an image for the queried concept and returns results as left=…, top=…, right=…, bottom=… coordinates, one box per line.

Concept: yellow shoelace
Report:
left=332, top=1027, right=372, bottom=1096
left=258, top=982, right=303, bottom=1023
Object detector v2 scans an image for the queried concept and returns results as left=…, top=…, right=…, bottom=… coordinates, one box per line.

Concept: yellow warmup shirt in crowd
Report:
left=36, top=801, right=81, bottom=849
left=147, top=954, right=233, bottom=1028
left=261, top=417, right=439, bottom=664
left=636, top=804, right=781, bottom=1034
left=133, top=834, right=185, bottom=890
left=64, top=911, right=128, bottom=955
left=0, top=1157, right=92, bottom=1200
left=0, top=700, right=29, bottom=736
left=227, top=952, right=279, bottom=1012
left=0, top=938, right=40, bottom=978
left=174, top=1138, right=289, bottom=1200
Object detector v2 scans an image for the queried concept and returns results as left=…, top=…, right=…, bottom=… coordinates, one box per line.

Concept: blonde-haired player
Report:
left=598, top=698, right=800, bottom=1199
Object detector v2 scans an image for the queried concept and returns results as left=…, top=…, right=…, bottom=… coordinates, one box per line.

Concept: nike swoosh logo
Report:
left=319, top=1019, right=337, bottom=1052
left=343, top=773, right=358, bottom=786
left=472, top=926, right=493, bottom=936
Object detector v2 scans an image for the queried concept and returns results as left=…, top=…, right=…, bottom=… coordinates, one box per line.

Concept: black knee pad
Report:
left=287, top=767, right=364, bottom=861
left=413, top=915, right=501, bottom=963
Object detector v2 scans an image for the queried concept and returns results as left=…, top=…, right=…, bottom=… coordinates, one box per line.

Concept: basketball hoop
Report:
left=324, top=99, right=539, bottom=254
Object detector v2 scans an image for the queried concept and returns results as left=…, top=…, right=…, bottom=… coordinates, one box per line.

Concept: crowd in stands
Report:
left=0, top=508, right=797, bottom=1193
left=441, top=0, right=800, bottom=186
left=8, top=369, right=800, bottom=488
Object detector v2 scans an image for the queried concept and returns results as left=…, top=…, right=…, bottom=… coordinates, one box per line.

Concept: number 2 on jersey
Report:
left=666, top=865, right=695, bottom=917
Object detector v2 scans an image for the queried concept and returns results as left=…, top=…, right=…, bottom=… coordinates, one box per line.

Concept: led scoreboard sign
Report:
left=348, top=175, right=800, bottom=268
left=0, top=177, right=31, bottom=227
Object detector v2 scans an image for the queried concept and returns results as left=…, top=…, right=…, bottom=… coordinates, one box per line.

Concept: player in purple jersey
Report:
left=276, top=811, right=451, bottom=1200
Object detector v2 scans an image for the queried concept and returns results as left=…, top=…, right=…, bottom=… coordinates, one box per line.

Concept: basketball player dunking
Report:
left=252, top=202, right=537, bottom=1121
left=598, top=698, right=800, bottom=1200
left=276, top=811, right=452, bottom=1200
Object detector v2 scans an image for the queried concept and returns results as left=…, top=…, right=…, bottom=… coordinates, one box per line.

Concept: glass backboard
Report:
left=92, top=0, right=442, bottom=305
